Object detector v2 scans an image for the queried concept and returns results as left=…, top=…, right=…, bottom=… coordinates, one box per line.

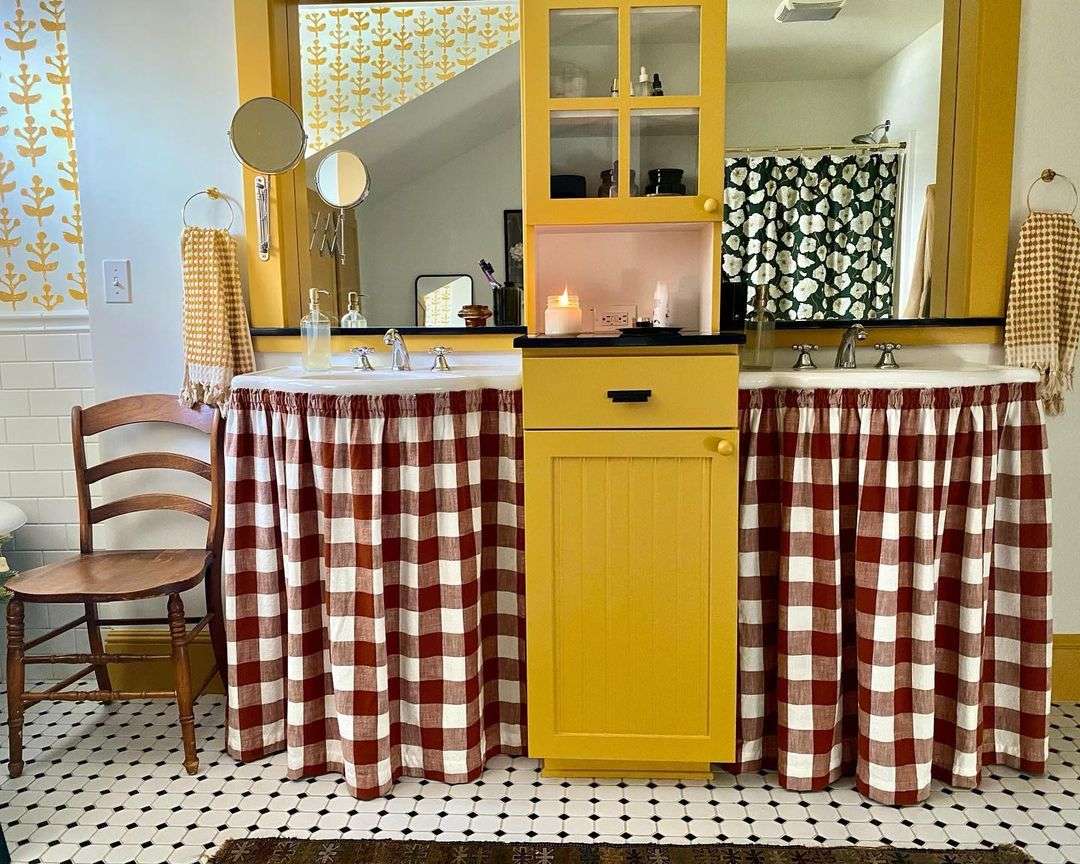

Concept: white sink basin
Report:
left=233, top=352, right=522, bottom=395
left=739, top=363, right=1040, bottom=390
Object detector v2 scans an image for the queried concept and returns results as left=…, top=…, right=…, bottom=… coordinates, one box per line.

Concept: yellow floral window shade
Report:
left=0, top=0, right=84, bottom=313
left=300, top=2, right=520, bottom=155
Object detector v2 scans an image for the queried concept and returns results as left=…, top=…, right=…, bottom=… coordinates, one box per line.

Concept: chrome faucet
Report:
left=384, top=328, right=412, bottom=371
left=834, top=323, right=868, bottom=369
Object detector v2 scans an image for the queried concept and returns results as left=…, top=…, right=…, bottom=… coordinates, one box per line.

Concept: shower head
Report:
left=852, top=120, right=891, bottom=145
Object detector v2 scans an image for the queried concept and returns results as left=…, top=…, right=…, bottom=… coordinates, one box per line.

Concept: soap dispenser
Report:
left=301, top=288, right=332, bottom=371
left=340, top=291, right=367, bottom=328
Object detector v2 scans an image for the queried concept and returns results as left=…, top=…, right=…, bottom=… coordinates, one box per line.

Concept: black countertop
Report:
left=513, top=331, right=746, bottom=349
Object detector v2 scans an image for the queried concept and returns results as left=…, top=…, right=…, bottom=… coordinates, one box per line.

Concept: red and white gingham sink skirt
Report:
left=732, top=383, right=1052, bottom=804
left=222, top=388, right=525, bottom=798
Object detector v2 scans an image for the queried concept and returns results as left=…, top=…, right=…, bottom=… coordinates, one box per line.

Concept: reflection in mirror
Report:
left=415, top=275, right=474, bottom=327
left=230, top=97, right=307, bottom=174
left=315, top=151, right=371, bottom=210
left=297, top=3, right=524, bottom=329
left=724, top=0, right=945, bottom=322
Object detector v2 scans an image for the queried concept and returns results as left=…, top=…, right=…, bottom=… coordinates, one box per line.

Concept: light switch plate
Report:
left=103, top=259, right=132, bottom=304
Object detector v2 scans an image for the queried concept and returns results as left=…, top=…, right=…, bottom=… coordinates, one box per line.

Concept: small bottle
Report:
left=340, top=291, right=368, bottom=328
left=637, top=65, right=649, bottom=97
left=743, top=284, right=775, bottom=370
left=300, top=288, right=332, bottom=371
left=610, top=76, right=619, bottom=97
left=651, top=73, right=664, bottom=97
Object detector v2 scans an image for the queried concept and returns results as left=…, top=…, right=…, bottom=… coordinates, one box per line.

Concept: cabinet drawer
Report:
left=523, top=355, right=738, bottom=430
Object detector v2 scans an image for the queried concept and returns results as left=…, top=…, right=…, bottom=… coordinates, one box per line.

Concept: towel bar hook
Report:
left=1027, top=168, right=1079, bottom=216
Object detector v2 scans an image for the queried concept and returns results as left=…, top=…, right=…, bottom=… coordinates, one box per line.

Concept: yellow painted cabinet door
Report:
left=522, top=0, right=727, bottom=226
left=524, top=429, right=737, bottom=764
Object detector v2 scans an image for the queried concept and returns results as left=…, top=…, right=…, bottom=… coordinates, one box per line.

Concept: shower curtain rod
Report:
left=726, top=142, right=908, bottom=156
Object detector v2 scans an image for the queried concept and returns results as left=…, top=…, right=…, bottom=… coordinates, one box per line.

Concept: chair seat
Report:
left=6, top=549, right=211, bottom=603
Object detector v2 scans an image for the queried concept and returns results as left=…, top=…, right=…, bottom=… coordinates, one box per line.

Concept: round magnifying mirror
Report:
left=229, top=97, right=307, bottom=174
left=315, top=151, right=371, bottom=209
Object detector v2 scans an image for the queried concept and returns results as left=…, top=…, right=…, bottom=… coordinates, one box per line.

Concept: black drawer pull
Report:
left=607, top=389, right=652, bottom=404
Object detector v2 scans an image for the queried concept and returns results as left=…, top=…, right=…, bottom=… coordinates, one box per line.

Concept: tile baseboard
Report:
left=104, top=627, right=224, bottom=695
left=1055, top=634, right=1080, bottom=701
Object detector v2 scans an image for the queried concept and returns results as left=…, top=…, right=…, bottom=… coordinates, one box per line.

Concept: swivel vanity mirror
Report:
left=313, top=151, right=371, bottom=268
left=229, top=96, right=307, bottom=262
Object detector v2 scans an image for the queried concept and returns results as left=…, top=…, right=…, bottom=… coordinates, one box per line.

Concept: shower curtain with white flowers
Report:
left=723, top=152, right=900, bottom=321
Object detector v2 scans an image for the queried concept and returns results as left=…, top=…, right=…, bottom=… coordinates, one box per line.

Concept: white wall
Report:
left=357, top=124, right=522, bottom=326
left=866, top=22, right=943, bottom=313
left=63, top=0, right=243, bottom=627
left=725, top=79, right=869, bottom=149
left=1010, top=0, right=1080, bottom=633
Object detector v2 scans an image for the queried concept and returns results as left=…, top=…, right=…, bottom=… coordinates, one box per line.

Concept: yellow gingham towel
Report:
left=180, top=226, right=254, bottom=409
left=1005, top=211, right=1080, bottom=415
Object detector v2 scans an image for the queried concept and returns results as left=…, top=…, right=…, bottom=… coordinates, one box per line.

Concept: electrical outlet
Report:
left=596, top=304, right=637, bottom=332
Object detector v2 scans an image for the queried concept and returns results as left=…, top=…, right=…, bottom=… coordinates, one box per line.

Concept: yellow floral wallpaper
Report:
left=0, top=0, right=83, bottom=314
left=300, top=2, right=520, bottom=154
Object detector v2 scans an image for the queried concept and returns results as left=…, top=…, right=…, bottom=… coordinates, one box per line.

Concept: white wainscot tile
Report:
left=78, top=332, right=93, bottom=360
left=33, top=443, right=74, bottom=470
left=37, top=497, right=78, bottom=524
left=10, top=470, right=64, bottom=497
left=14, top=523, right=71, bottom=552
left=0, top=444, right=35, bottom=469
left=0, top=333, right=26, bottom=361
left=53, top=360, right=94, bottom=389
left=6, top=416, right=59, bottom=444
left=1, top=361, right=55, bottom=390
left=25, top=332, right=80, bottom=362
left=0, top=390, right=30, bottom=417
left=29, top=388, right=84, bottom=417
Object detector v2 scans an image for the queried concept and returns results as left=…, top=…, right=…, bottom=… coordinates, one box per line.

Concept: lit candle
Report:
left=544, top=287, right=583, bottom=336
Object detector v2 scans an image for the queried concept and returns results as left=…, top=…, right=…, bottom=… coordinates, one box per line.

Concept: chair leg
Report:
left=167, top=593, right=199, bottom=775
left=84, top=602, right=112, bottom=697
left=6, top=597, right=25, bottom=778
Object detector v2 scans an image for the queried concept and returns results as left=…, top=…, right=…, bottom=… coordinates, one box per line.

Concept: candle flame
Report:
left=559, top=286, right=570, bottom=307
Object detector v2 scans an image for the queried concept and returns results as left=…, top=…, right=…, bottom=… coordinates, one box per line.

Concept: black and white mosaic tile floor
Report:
left=1, top=691, right=1078, bottom=864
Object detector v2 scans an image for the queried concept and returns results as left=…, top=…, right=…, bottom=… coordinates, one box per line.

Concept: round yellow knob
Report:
left=716, top=439, right=734, bottom=456
left=703, top=197, right=720, bottom=214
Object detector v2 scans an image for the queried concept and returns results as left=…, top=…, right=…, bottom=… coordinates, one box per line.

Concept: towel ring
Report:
left=182, top=187, right=240, bottom=231
left=1027, top=168, right=1079, bottom=216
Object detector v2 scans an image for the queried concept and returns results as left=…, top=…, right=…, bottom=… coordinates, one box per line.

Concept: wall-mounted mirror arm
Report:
left=228, top=96, right=308, bottom=263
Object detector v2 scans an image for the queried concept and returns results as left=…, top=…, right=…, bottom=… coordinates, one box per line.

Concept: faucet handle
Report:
left=350, top=346, right=375, bottom=371
left=791, top=344, right=819, bottom=370
left=430, top=346, right=453, bottom=371
left=874, top=342, right=903, bottom=370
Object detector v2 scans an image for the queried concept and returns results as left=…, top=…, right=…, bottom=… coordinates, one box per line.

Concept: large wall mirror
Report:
left=725, top=0, right=950, bottom=324
left=296, top=2, right=523, bottom=330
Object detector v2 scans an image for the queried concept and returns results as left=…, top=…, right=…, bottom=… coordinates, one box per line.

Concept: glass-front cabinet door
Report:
left=522, top=0, right=725, bottom=225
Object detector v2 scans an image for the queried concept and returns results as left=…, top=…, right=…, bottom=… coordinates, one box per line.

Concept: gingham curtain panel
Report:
left=223, top=387, right=526, bottom=798
left=733, top=383, right=1053, bottom=805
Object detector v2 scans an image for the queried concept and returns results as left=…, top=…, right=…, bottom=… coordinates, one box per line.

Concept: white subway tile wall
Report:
left=0, top=323, right=95, bottom=681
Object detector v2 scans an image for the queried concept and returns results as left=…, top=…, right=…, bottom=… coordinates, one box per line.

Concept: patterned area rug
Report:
left=209, top=840, right=1035, bottom=863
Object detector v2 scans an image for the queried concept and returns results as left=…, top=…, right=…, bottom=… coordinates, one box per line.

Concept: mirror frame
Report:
left=234, top=0, right=1020, bottom=349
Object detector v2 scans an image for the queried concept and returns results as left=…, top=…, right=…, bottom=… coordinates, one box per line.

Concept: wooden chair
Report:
left=5, top=395, right=226, bottom=777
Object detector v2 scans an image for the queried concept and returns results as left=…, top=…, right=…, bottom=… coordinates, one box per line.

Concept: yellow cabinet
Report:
left=522, top=348, right=739, bottom=778
left=522, top=0, right=727, bottom=227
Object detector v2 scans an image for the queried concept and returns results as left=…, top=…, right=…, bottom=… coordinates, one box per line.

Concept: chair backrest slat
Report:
left=79, top=395, right=215, bottom=437
left=85, top=452, right=212, bottom=485
left=90, top=494, right=211, bottom=525
left=70, top=395, right=223, bottom=555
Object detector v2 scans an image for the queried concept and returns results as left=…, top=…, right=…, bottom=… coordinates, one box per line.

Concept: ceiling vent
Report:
left=774, top=0, right=847, bottom=23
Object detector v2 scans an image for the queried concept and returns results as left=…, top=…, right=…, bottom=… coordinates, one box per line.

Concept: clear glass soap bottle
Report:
left=301, top=288, right=332, bottom=371
left=340, top=291, right=367, bottom=328
left=743, top=284, right=775, bottom=370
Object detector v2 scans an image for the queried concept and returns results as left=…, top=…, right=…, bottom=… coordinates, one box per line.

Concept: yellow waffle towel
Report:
left=1005, top=211, right=1080, bottom=415
left=180, top=226, right=255, bottom=409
